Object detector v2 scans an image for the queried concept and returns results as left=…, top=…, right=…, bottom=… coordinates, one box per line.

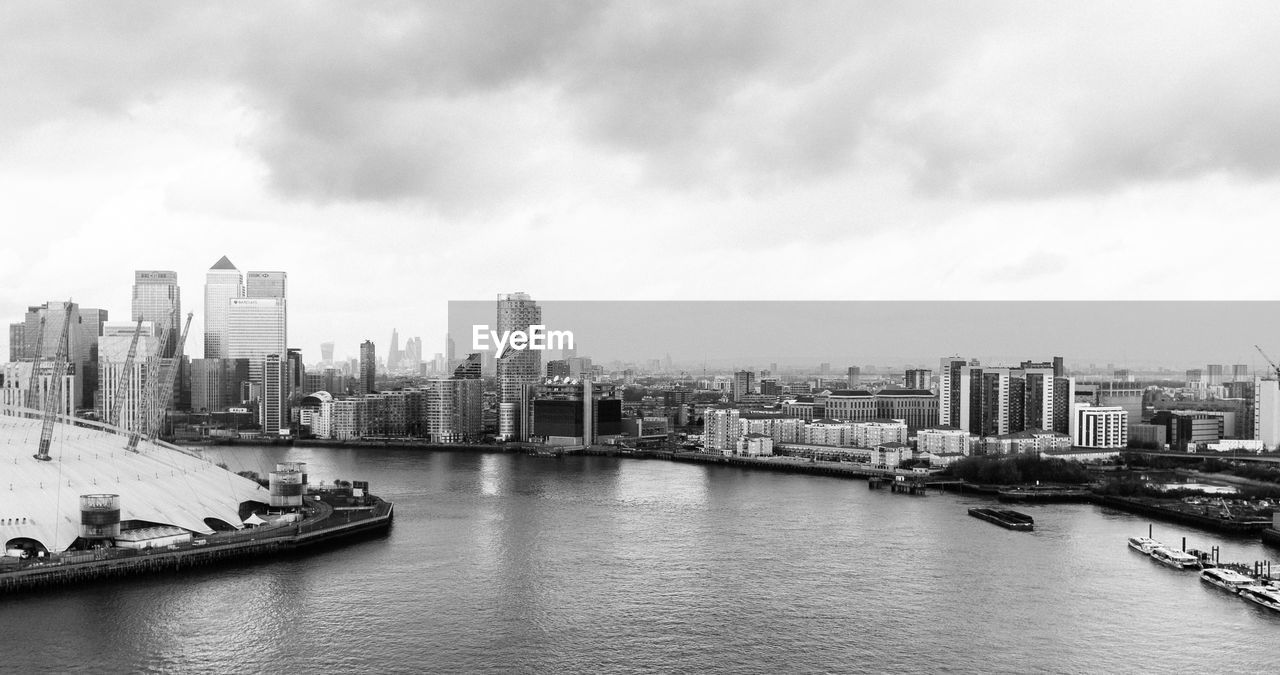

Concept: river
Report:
left=4, top=446, right=1278, bottom=673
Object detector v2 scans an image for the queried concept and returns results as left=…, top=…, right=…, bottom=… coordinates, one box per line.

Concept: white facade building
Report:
left=916, top=427, right=976, bottom=455
left=704, top=407, right=741, bottom=452
left=203, top=256, right=242, bottom=359
left=852, top=420, right=908, bottom=448
left=1254, top=378, right=1280, bottom=450
left=1072, top=404, right=1128, bottom=449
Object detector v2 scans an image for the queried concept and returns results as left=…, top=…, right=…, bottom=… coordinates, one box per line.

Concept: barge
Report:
left=968, top=507, right=1035, bottom=531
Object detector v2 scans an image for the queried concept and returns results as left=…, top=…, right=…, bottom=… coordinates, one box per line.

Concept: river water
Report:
left=4, top=446, right=1279, bottom=673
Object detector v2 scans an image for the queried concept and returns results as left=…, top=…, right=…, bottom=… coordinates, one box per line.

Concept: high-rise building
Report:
left=421, top=377, right=483, bottom=442
left=496, top=292, right=541, bottom=440
left=847, top=366, right=861, bottom=388
left=1254, top=378, right=1280, bottom=449
left=732, top=370, right=755, bottom=402
left=227, top=298, right=286, bottom=379
left=7, top=323, right=24, bottom=362
left=453, top=353, right=482, bottom=379
left=97, top=321, right=160, bottom=431
left=245, top=271, right=287, bottom=299
left=359, top=340, right=376, bottom=395
left=320, top=342, right=335, bottom=365
left=547, top=359, right=570, bottom=378
left=704, top=406, right=741, bottom=452
left=260, top=354, right=286, bottom=435
left=18, top=301, right=85, bottom=410
left=189, top=357, right=250, bottom=413
left=938, top=357, right=968, bottom=428
left=905, top=369, right=932, bottom=391
left=1207, top=364, right=1224, bottom=387
left=387, top=329, right=401, bottom=371
left=204, top=256, right=242, bottom=359
left=132, top=270, right=181, bottom=357
left=1232, top=364, right=1249, bottom=382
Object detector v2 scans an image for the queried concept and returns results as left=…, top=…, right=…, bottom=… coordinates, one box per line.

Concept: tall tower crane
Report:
left=34, top=301, right=74, bottom=462
left=146, top=312, right=192, bottom=442
left=1254, top=345, right=1280, bottom=380
left=23, top=315, right=47, bottom=410
left=126, top=319, right=174, bottom=452
left=107, top=319, right=145, bottom=429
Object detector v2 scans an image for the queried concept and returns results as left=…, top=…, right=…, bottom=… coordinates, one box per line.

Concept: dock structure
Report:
left=0, top=492, right=393, bottom=594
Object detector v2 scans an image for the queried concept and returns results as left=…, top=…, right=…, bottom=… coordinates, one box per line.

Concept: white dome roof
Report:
left=0, top=407, right=270, bottom=552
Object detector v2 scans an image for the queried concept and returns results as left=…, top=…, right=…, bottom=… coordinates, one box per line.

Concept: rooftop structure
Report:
left=0, top=406, right=269, bottom=553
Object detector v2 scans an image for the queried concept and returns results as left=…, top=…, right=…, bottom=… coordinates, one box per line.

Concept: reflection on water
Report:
left=4, top=447, right=1280, bottom=674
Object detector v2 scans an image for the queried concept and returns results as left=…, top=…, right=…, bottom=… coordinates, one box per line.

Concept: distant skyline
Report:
left=4, top=4, right=1280, bottom=362
left=450, top=301, right=1280, bottom=373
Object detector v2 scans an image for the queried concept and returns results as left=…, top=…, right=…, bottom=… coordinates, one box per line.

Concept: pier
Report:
left=0, top=493, right=393, bottom=594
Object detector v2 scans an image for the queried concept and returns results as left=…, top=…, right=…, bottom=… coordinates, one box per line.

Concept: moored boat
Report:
left=1239, top=586, right=1280, bottom=612
left=968, top=507, right=1034, bottom=531
left=1200, top=568, right=1257, bottom=593
left=1127, top=536, right=1162, bottom=554
left=1150, top=547, right=1201, bottom=570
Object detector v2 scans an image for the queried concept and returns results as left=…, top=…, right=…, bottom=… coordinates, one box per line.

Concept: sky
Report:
left=3, top=2, right=1280, bottom=364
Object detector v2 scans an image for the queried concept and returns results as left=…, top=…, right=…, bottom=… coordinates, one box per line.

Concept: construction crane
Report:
left=23, top=315, right=47, bottom=410
left=34, top=301, right=74, bottom=462
left=107, top=319, right=145, bottom=429
left=146, top=312, right=192, bottom=442
left=126, top=319, right=174, bottom=452
left=1254, top=345, right=1280, bottom=380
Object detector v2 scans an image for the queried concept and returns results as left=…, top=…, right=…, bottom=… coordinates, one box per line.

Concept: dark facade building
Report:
left=547, top=359, right=570, bottom=378
left=358, top=340, right=376, bottom=395
left=1150, top=410, right=1226, bottom=451
left=904, top=368, right=931, bottom=390
left=528, top=379, right=622, bottom=444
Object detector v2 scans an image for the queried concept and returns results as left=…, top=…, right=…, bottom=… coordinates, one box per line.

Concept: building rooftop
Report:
left=876, top=389, right=934, bottom=397
left=210, top=255, right=237, bottom=270
left=827, top=390, right=874, bottom=397
left=0, top=408, right=270, bottom=552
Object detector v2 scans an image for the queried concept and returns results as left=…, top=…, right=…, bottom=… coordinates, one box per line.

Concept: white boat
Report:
left=1150, top=547, right=1201, bottom=570
left=1200, top=568, right=1258, bottom=593
left=1127, top=536, right=1162, bottom=554
left=1239, top=586, right=1280, bottom=612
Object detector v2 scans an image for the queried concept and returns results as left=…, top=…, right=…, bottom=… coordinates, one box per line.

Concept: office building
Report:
left=874, top=389, right=939, bottom=430
left=320, top=341, right=334, bottom=366
left=528, top=379, right=622, bottom=446
left=1232, top=364, right=1249, bottom=382
left=359, top=340, right=376, bottom=395
left=189, top=358, right=250, bottom=413
left=204, top=256, right=242, bottom=359
left=0, top=361, right=75, bottom=415
left=387, top=328, right=401, bottom=371
left=1151, top=410, right=1226, bottom=452
left=245, top=271, right=287, bottom=299
left=496, top=292, right=541, bottom=440
left=96, top=321, right=160, bottom=431
left=1073, top=404, right=1128, bottom=449
left=132, top=271, right=181, bottom=357
left=905, top=369, right=931, bottom=390
left=8, top=323, right=23, bottom=362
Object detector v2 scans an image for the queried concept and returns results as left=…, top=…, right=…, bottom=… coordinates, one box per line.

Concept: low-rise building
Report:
left=916, top=426, right=976, bottom=455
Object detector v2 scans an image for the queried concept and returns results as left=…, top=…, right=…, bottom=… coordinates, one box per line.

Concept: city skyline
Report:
left=4, top=3, right=1280, bottom=366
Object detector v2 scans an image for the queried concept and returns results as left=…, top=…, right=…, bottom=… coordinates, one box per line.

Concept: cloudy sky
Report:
left=3, top=2, right=1279, bottom=363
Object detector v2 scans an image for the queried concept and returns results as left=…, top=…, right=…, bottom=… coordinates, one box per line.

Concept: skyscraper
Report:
left=227, top=296, right=287, bottom=432
left=132, top=270, right=181, bottom=357
left=320, top=342, right=335, bottom=365
left=97, top=321, right=160, bottom=432
left=846, top=366, right=861, bottom=388
left=204, top=256, right=242, bottom=359
left=388, top=328, right=400, bottom=371
left=496, top=292, right=541, bottom=440
left=359, top=340, right=376, bottom=395
left=245, top=271, right=287, bottom=299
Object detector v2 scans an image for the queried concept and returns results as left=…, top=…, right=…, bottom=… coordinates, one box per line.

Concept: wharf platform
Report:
left=0, top=493, right=393, bottom=594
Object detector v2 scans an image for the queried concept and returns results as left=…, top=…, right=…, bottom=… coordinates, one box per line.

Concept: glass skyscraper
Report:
left=132, top=270, right=181, bottom=358
left=204, top=256, right=242, bottom=359
left=496, top=292, right=541, bottom=440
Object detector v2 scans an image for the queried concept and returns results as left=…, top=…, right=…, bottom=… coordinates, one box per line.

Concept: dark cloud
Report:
left=4, top=1, right=1280, bottom=208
